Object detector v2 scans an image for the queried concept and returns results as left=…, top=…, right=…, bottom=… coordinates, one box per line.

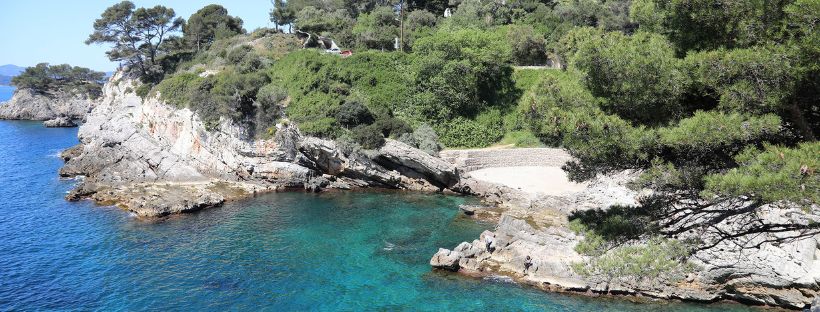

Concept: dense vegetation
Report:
left=11, top=63, right=105, bottom=98
left=89, top=0, right=818, bottom=258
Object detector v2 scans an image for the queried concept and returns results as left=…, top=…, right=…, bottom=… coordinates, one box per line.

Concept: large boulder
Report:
left=430, top=248, right=463, bottom=271
left=374, top=139, right=461, bottom=188
left=43, top=116, right=77, bottom=127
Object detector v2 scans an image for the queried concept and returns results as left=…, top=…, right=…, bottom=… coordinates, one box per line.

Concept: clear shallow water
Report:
left=0, top=121, right=759, bottom=311
left=0, top=85, right=14, bottom=102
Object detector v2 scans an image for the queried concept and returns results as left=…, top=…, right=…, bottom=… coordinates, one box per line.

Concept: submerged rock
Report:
left=43, top=116, right=77, bottom=127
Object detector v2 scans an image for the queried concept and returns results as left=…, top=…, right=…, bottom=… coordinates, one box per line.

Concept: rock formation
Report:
left=436, top=167, right=820, bottom=310
left=43, top=116, right=77, bottom=127
left=0, top=88, right=93, bottom=121
left=60, top=72, right=463, bottom=217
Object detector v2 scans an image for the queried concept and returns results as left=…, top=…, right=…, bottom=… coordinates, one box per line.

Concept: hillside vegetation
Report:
left=87, top=0, right=818, bottom=252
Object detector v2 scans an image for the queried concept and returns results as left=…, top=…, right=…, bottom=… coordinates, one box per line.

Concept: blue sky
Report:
left=0, top=1, right=274, bottom=71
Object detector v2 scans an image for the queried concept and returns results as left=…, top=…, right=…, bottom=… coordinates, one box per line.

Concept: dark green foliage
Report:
left=11, top=63, right=105, bottom=98
left=410, top=29, right=515, bottom=121
left=686, top=46, right=797, bottom=115
left=86, top=1, right=184, bottom=82
left=184, top=4, right=245, bottom=52
left=637, top=0, right=791, bottom=53
left=351, top=124, right=386, bottom=149
left=255, top=84, right=288, bottom=128
left=565, top=28, right=688, bottom=124
left=704, top=142, right=819, bottom=207
left=336, top=99, right=375, bottom=127
left=505, top=25, right=547, bottom=65
left=352, top=6, right=399, bottom=50
left=295, top=6, right=355, bottom=42
left=437, top=110, right=504, bottom=148
left=373, top=117, right=412, bottom=138
left=270, top=0, right=297, bottom=32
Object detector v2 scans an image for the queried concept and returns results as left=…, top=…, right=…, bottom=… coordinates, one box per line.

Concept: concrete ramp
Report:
left=441, top=148, right=584, bottom=196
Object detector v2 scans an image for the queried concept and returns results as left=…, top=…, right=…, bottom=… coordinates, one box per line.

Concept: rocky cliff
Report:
left=0, top=88, right=93, bottom=121
left=59, top=72, right=464, bottom=217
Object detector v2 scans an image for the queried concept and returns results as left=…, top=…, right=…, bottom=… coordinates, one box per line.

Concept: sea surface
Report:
left=0, top=121, right=759, bottom=311
left=0, top=85, right=14, bottom=102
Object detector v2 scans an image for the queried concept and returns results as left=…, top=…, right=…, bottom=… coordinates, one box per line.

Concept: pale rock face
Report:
left=43, top=116, right=77, bottom=127
left=0, top=88, right=92, bottom=121
left=61, top=71, right=464, bottom=216
left=440, top=169, right=820, bottom=310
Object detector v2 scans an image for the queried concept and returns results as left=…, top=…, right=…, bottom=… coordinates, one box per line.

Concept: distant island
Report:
left=0, top=64, right=25, bottom=85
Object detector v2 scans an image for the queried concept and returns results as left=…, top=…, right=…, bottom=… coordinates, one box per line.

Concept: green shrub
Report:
left=373, top=117, right=411, bottom=138
left=299, top=117, right=340, bottom=137
left=135, top=83, right=153, bottom=99
left=498, top=130, right=545, bottom=147
left=704, top=142, right=819, bottom=207
left=399, top=123, right=442, bottom=155
left=156, top=72, right=202, bottom=107
left=437, top=114, right=504, bottom=148
left=255, top=84, right=288, bottom=130
left=335, top=99, right=374, bottom=127
left=564, top=28, right=689, bottom=125
left=572, top=237, right=695, bottom=282
left=227, top=45, right=253, bottom=64
left=352, top=124, right=386, bottom=149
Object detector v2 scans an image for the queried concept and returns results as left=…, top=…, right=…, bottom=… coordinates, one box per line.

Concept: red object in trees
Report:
left=340, top=50, right=353, bottom=57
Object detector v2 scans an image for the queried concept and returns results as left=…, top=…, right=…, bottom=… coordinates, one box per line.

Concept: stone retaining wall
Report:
left=440, top=148, right=573, bottom=172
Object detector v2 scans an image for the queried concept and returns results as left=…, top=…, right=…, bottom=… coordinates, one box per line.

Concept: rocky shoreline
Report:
left=54, top=72, right=820, bottom=310
left=58, top=72, right=472, bottom=217
left=0, top=88, right=92, bottom=122
left=434, top=170, right=820, bottom=310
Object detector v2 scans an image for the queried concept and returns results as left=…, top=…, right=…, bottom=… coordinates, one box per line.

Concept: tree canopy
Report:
left=86, top=1, right=184, bottom=81
left=184, top=4, right=245, bottom=52
left=11, top=63, right=105, bottom=98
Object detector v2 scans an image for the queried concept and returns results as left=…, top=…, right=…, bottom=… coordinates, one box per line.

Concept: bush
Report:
left=156, top=72, right=202, bottom=107
left=505, top=25, right=547, bottom=65
left=373, top=117, right=411, bottom=138
left=572, top=237, right=694, bottom=282
left=565, top=29, right=689, bottom=124
left=227, top=45, right=253, bottom=64
left=437, top=114, right=504, bottom=148
left=335, top=99, right=374, bottom=127
left=498, top=131, right=544, bottom=147
left=352, top=124, right=386, bottom=149
left=299, top=117, right=340, bottom=137
left=398, top=123, right=442, bottom=155
left=703, top=142, right=819, bottom=207
left=255, top=84, right=288, bottom=130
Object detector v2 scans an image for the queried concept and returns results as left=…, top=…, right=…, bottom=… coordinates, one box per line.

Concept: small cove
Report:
left=0, top=120, right=760, bottom=311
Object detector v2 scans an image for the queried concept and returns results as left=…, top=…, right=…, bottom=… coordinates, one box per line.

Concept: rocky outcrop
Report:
left=0, top=88, right=93, bottom=121
left=43, top=116, right=77, bottom=127
left=60, top=72, right=463, bottom=217
left=436, top=171, right=820, bottom=310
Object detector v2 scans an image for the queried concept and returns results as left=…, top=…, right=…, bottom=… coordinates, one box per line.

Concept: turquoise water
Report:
left=0, top=120, right=758, bottom=311
left=0, top=85, right=14, bottom=102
